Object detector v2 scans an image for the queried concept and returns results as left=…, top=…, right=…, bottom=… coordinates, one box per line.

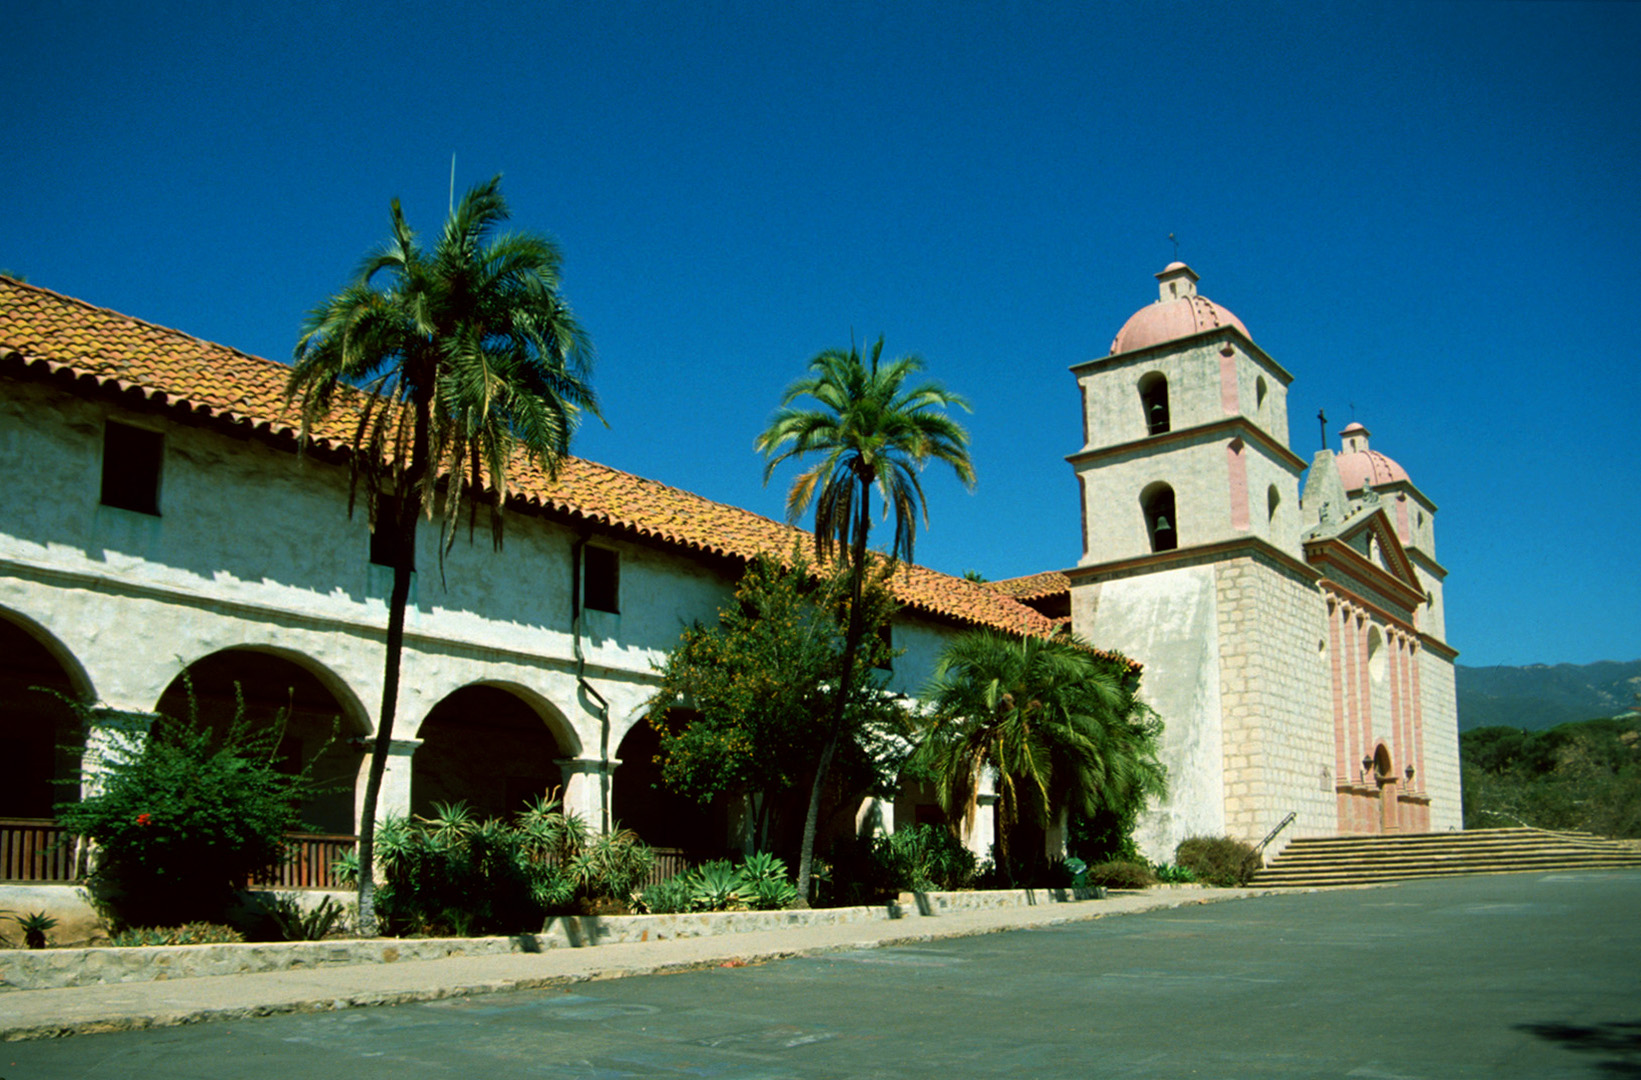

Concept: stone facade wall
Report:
left=1213, top=555, right=1335, bottom=851
left=1420, top=647, right=1463, bottom=831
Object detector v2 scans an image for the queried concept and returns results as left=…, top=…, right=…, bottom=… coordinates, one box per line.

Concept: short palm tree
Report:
left=756, top=337, right=973, bottom=903
left=914, top=631, right=1166, bottom=875
left=287, top=176, right=597, bottom=933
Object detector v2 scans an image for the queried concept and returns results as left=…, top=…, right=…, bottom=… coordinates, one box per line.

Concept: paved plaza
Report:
left=3, top=871, right=1637, bottom=1078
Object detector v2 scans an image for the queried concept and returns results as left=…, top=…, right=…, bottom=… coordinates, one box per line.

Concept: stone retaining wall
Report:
left=0, top=887, right=1104, bottom=992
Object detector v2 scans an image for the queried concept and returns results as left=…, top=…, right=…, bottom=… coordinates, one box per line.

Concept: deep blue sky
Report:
left=6, top=1, right=1638, bottom=668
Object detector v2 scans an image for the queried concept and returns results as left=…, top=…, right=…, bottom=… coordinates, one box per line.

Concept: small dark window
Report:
left=369, top=496, right=415, bottom=569
left=1139, top=373, right=1170, bottom=436
left=584, top=546, right=619, bottom=614
left=100, top=421, right=163, bottom=515
left=1142, top=483, right=1178, bottom=553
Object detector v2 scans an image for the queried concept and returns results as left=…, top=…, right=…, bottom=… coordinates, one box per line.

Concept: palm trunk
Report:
left=354, top=549, right=412, bottom=935
left=355, top=402, right=429, bottom=936
left=794, top=478, right=872, bottom=907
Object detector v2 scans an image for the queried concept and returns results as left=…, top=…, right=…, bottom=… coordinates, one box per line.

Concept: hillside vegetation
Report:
left=1461, top=717, right=1641, bottom=838
left=1457, top=659, right=1641, bottom=731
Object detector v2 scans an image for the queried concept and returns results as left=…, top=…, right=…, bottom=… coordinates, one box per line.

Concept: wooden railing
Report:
left=1, top=822, right=701, bottom=893
left=0, top=820, right=355, bottom=890
left=0, top=818, right=80, bottom=883
left=251, top=833, right=357, bottom=891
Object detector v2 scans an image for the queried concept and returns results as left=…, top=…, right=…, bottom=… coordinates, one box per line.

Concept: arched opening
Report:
left=1255, top=376, right=1268, bottom=411
left=612, top=715, right=726, bottom=851
left=1267, top=484, right=1281, bottom=524
left=1372, top=743, right=1393, bottom=780
left=1138, top=372, right=1170, bottom=436
left=0, top=614, right=88, bottom=819
left=1141, top=482, right=1178, bottom=553
left=412, top=685, right=569, bottom=821
left=156, top=649, right=365, bottom=834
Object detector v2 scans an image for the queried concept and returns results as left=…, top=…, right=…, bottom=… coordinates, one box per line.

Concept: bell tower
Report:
left=1067, top=264, right=1335, bottom=861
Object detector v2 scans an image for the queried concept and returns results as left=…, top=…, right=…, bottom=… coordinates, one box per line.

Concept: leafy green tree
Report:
left=1461, top=718, right=1641, bottom=836
left=648, top=552, right=901, bottom=854
left=912, top=630, right=1165, bottom=875
left=55, top=692, right=319, bottom=930
left=756, top=338, right=973, bottom=903
left=287, top=177, right=597, bottom=932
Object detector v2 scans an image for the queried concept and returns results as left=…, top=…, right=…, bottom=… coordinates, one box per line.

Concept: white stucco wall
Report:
left=0, top=379, right=972, bottom=838
left=1073, top=564, right=1225, bottom=863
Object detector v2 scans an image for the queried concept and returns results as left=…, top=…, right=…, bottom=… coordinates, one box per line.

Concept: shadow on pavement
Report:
left=1515, top=1019, right=1641, bottom=1076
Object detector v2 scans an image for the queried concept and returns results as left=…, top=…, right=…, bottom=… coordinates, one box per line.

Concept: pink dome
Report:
left=1336, top=449, right=1409, bottom=490
left=1110, top=295, right=1252, bottom=355
left=1108, top=264, right=1252, bottom=356
left=1335, top=424, right=1409, bottom=490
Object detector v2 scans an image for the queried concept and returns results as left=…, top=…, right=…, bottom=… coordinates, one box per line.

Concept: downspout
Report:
left=570, top=534, right=612, bottom=832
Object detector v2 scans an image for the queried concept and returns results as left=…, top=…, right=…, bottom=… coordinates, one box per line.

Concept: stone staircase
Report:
left=1251, top=827, right=1641, bottom=888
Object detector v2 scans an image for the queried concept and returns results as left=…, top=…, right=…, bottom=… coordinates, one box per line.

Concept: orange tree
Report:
left=648, top=552, right=903, bottom=861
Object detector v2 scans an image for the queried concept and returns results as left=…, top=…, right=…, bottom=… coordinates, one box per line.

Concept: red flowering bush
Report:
left=54, top=689, right=324, bottom=930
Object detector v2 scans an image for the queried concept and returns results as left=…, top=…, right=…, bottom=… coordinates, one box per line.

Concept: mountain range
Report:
left=1456, top=659, right=1641, bottom=731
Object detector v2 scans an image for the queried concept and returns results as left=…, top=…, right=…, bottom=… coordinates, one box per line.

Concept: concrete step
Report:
left=1252, top=828, right=1641, bottom=887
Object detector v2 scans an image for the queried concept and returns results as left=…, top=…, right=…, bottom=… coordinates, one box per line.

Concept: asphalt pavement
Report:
left=4, top=871, right=1637, bottom=1078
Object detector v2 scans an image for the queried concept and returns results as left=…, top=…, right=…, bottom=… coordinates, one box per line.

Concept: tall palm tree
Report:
left=756, top=337, right=973, bottom=903
left=914, top=630, right=1166, bottom=874
left=287, top=177, right=597, bottom=933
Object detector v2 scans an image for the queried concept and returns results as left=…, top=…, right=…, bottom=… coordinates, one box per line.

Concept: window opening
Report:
left=1267, top=484, right=1281, bottom=523
left=1138, top=373, right=1170, bottom=436
left=100, top=421, right=163, bottom=516
left=584, top=546, right=620, bottom=614
left=1255, top=376, right=1268, bottom=411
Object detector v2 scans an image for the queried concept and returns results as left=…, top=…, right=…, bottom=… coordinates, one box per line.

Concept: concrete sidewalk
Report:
left=0, top=886, right=1278, bottom=1041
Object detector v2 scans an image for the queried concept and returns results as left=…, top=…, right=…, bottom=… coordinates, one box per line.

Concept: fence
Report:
left=0, top=820, right=354, bottom=890
left=0, top=818, right=80, bottom=883
left=2, top=822, right=707, bottom=892
left=251, top=833, right=357, bottom=891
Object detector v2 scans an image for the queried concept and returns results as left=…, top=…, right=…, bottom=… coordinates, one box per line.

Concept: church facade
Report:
left=1049, top=263, right=1460, bottom=860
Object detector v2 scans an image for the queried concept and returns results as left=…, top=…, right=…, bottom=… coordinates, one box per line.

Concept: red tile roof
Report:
left=0, top=276, right=1080, bottom=642
left=985, top=570, right=1071, bottom=602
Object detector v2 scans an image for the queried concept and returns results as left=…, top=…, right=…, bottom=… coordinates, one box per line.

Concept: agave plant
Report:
left=689, top=860, right=749, bottom=912
left=11, top=910, right=58, bottom=949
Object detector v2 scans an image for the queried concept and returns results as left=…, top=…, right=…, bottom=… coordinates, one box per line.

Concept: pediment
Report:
left=1304, top=503, right=1426, bottom=612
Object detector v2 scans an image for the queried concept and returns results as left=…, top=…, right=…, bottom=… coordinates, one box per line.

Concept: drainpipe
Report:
left=570, top=534, right=612, bottom=832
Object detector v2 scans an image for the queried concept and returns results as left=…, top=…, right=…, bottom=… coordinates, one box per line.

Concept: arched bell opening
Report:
left=1140, top=482, right=1178, bottom=553
left=411, top=685, right=571, bottom=822
left=0, top=612, right=90, bottom=819
left=1138, top=372, right=1171, bottom=436
left=155, top=649, right=366, bottom=834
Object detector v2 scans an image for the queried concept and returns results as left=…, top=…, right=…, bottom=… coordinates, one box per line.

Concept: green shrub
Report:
left=1174, top=835, right=1262, bottom=886
left=367, top=798, right=653, bottom=935
left=109, top=922, right=244, bottom=947
left=688, top=860, right=749, bottom=911
left=638, top=873, right=696, bottom=914
left=873, top=825, right=978, bottom=892
left=1082, top=860, right=1157, bottom=889
left=639, top=853, right=799, bottom=914
left=249, top=893, right=348, bottom=941
left=53, top=689, right=326, bottom=930
left=1153, top=862, right=1196, bottom=884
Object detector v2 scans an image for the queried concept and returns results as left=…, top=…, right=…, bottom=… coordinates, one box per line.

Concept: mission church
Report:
left=0, top=262, right=1458, bottom=883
